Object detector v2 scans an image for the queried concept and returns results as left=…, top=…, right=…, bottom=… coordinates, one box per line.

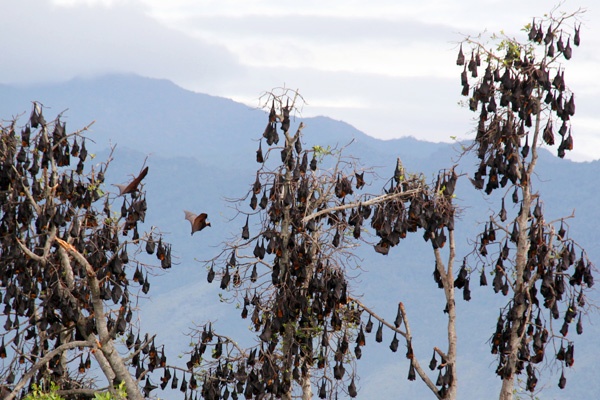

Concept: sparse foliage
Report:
left=184, top=83, right=464, bottom=400
left=457, top=7, right=593, bottom=400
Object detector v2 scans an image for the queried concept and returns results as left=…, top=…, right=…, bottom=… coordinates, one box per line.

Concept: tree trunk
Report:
left=430, top=227, right=458, bottom=400
left=497, top=98, right=541, bottom=400
left=301, top=373, right=312, bottom=400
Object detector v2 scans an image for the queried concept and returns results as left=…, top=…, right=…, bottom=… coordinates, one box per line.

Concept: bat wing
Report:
left=112, top=183, right=128, bottom=195
left=137, top=166, right=149, bottom=182
left=123, top=166, right=149, bottom=194
left=118, top=166, right=150, bottom=195
left=184, top=210, right=198, bottom=224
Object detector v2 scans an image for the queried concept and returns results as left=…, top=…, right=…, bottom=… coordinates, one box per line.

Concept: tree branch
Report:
left=302, top=186, right=425, bottom=224
left=349, top=297, right=441, bottom=398
left=7, top=340, right=93, bottom=400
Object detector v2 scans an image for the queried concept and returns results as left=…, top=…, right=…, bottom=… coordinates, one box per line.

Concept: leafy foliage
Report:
left=23, top=383, right=65, bottom=400
left=93, top=381, right=127, bottom=400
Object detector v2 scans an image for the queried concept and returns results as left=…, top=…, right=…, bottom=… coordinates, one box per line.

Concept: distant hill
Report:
left=0, top=74, right=451, bottom=171
left=1, top=74, right=598, bottom=399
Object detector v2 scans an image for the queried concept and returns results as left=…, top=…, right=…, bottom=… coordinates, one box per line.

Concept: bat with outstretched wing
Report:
left=113, top=166, right=149, bottom=195
left=184, top=210, right=211, bottom=235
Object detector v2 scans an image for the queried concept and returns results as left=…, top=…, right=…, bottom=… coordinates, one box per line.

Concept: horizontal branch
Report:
left=301, top=186, right=425, bottom=224
left=349, top=296, right=407, bottom=339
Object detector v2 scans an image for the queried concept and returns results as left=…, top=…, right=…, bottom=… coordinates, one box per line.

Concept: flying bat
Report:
left=114, top=166, right=149, bottom=195
left=184, top=210, right=211, bottom=235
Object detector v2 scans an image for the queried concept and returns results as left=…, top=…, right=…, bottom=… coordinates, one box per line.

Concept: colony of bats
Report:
left=0, top=104, right=172, bottom=399
left=186, top=89, right=460, bottom=400
left=0, top=11, right=595, bottom=400
left=458, top=15, right=593, bottom=393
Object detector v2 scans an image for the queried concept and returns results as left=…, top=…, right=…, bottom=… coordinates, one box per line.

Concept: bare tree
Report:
left=180, top=87, right=462, bottom=400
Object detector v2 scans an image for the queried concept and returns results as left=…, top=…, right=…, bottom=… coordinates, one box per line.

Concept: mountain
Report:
left=1, top=74, right=598, bottom=399
left=0, top=75, right=453, bottom=170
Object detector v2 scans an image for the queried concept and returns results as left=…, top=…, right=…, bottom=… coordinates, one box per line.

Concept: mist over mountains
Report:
left=1, top=74, right=598, bottom=399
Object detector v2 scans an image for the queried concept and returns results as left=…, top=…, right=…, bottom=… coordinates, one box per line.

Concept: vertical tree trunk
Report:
left=435, top=228, right=458, bottom=400
left=301, top=373, right=312, bottom=400
left=497, top=97, right=541, bottom=400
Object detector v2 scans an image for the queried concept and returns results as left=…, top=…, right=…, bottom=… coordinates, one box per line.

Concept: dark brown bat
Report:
left=429, top=351, right=437, bottom=370
left=318, top=379, right=327, bottom=399
left=114, top=166, right=149, bottom=195
left=558, top=369, right=567, bottom=389
left=333, top=362, right=345, bottom=380
left=375, top=322, right=383, bottom=342
left=394, top=303, right=403, bottom=328
left=356, top=325, right=366, bottom=346
left=389, top=332, right=399, bottom=352
left=241, top=215, right=250, bottom=240
left=348, top=377, right=357, bottom=398
left=365, top=315, right=373, bottom=333
left=456, top=44, right=465, bottom=66
left=256, top=140, right=264, bottom=163
left=563, top=37, right=572, bottom=60
left=480, top=267, right=488, bottom=286
left=207, top=264, right=215, bottom=283
left=355, top=171, right=365, bottom=189
left=184, top=210, right=211, bottom=235
left=406, top=361, right=415, bottom=381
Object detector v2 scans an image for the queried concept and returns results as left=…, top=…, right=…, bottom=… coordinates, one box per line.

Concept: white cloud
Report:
left=565, top=117, right=600, bottom=162
left=175, top=15, right=457, bottom=78
left=50, top=0, right=123, bottom=7
left=0, top=1, right=240, bottom=86
left=2, top=0, right=598, bottom=160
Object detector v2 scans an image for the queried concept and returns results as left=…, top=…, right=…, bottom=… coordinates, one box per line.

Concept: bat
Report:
left=390, top=332, right=399, bottom=352
left=184, top=210, right=211, bottom=235
left=456, top=44, right=465, bottom=65
left=348, top=377, right=357, bottom=398
left=114, top=166, right=149, bottom=195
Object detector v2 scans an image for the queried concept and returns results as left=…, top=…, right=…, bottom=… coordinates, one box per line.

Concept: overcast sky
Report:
left=2, top=0, right=599, bottom=161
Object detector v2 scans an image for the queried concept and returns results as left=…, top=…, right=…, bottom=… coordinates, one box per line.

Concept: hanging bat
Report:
left=184, top=210, right=211, bottom=235
left=114, top=166, right=149, bottom=195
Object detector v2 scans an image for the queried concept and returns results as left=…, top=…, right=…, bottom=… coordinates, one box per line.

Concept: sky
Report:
left=1, top=0, right=599, bottom=161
